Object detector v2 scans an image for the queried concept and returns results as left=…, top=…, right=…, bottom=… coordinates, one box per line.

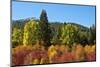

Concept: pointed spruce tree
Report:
left=39, top=9, right=52, bottom=48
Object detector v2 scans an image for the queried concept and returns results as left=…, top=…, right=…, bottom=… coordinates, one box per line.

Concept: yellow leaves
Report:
left=40, top=58, right=47, bottom=64
left=12, top=43, right=96, bottom=65
left=48, top=45, right=57, bottom=57
left=84, top=45, right=96, bottom=54
left=40, top=58, right=44, bottom=64
left=32, top=59, right=39, bottom=64
left=84, top=45, right=91, bottom=53
left=83, top=45, right=96, bottom=61
left=23, top=20, right=39, bottom=45
left=48, top=45, right=57, bottom=63
left=91, top=45, right=96, bottom=52
left=74, top=44, right=84, bottom=61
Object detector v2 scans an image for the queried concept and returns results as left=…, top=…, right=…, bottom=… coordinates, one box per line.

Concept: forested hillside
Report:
left=12, top=10, right=96, bottom=66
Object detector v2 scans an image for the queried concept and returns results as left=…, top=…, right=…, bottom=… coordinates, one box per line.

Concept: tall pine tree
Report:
left=39, top=9, right=52, bottom=48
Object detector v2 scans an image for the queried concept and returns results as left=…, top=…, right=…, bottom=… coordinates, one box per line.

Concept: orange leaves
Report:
left=12, top=44, right=96, bottom=66
left=59, top=52, right=75, bottom=63
left=74, top=44, right=85, bottom=61
left=84, top=45, right=96, bottom=61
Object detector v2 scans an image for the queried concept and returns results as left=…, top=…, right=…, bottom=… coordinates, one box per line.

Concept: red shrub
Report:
left=24, top=49, right=48, bottom=65
left=12, top=45, right=33, bottom=66
left=51, top=52, right=75, bottom=63
left=85, top=52, right=96, bottom=61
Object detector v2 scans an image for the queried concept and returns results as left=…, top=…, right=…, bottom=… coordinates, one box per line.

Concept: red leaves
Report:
left=12, top=44, right=96, bottom=66
left=12, top=46, right=33, bottom=65
left=52, top=52, right=75, bottom=63
left=85, top=52, right=96, bottom=61
left=29, top=50, right=48, bottom=59
left=61, top=52, right=75, bottom=62
left=12, top=45, right=48, bottom=66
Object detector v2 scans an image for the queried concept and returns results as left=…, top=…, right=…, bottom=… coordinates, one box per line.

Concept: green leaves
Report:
left=39, top=10, right=52, bottom=48
left=23, top=20, right=39, bottom=45
left=12, top=10, right=96, bottom=48
left=60, top=24, right=79, bottom=46
left=12, top=27, right=23, bottom=47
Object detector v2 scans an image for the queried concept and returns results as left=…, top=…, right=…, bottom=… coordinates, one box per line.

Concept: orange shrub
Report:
left=74, top=44, right=85, bottom=61
left=84, top=45, right=96, bottom=61
left=12, top=45, right=33, bottom=66
left=12, top=44, right=96, bottom=65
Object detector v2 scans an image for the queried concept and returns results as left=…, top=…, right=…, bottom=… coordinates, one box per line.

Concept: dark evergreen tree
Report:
left=39, top=9, right=52, bottom=48
left=88, top=24, right=96, bottom=45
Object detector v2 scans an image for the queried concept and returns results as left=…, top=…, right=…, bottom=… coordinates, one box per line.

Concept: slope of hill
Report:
left=12, top=18, right=89, bottom=32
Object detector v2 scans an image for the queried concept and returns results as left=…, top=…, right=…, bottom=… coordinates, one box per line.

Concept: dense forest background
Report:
left=12, top=10, right=96, bottom=66
left=12, top=10, right=96, bottom=48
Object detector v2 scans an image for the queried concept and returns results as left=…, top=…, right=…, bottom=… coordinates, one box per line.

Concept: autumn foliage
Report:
left=12, top=44, right=96, bottom=66
left=12, top=10, right=96, bottom=66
